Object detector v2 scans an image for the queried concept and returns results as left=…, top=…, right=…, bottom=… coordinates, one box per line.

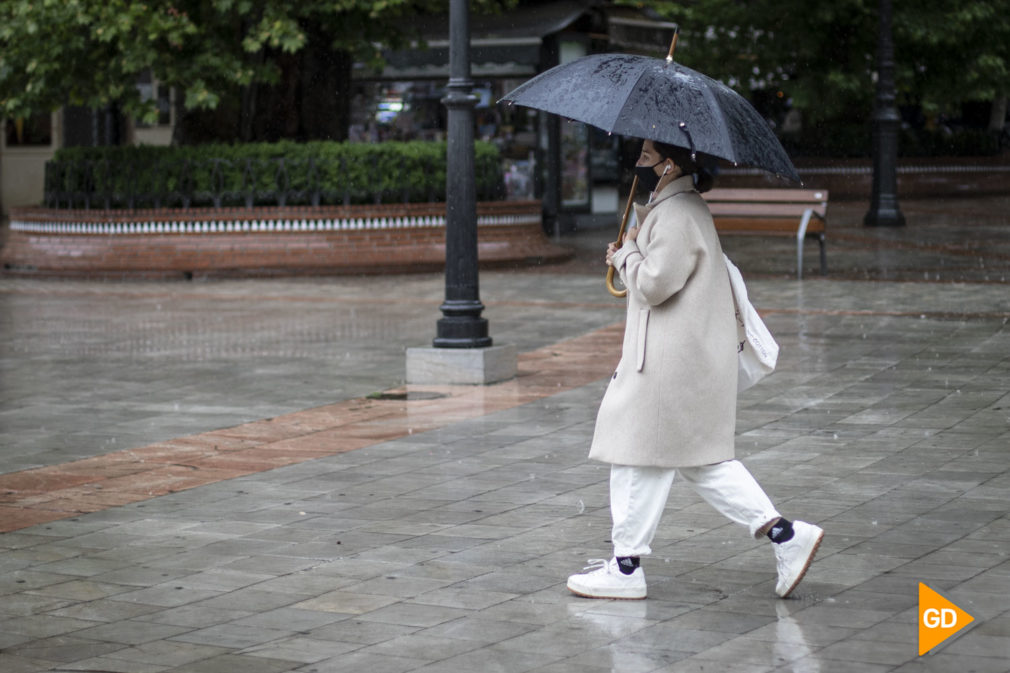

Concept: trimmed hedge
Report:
left=47, top=140, right=505, bottom=209
left=899, top=128, right=1001, bottom=157
left=784, top=123, right=1002, bottom=159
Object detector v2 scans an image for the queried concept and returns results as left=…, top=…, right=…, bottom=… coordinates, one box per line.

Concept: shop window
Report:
left=561, top=122, right=590, bottom=208
left=5, top=113, right=52, bottom=147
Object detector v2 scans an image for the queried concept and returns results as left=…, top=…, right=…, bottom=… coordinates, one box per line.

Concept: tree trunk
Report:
left=240, top=83, right=257, bottom=142
left=272, top=52, right=301, bottom=140
left=989, top=95, right=1007, bottom=133
left=331, top=49, right=352, bottom=142
left=171, top=90, right=186, bottom=145
left=172, top=36, right=356, bottom=144
left=298, top=28, right=351, bottom=141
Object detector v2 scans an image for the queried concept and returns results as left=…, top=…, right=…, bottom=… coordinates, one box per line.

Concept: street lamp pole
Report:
left=434, top=0, right=492, bottom=348
left=864, top=0, right=905, bottom=227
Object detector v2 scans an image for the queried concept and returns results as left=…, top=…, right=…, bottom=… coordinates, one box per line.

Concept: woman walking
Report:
left=567, top=139, right=823, bottom=600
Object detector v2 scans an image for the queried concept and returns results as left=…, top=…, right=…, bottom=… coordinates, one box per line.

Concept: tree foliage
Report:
left=0, top=0, right=513, bottom=126
left=895, top=0, right=1010, bottom=114
left=619, top=0, right=1010, bottom=127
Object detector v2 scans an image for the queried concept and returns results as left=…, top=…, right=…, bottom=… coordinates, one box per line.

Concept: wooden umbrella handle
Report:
left=605, top=175, right=639, bottom=298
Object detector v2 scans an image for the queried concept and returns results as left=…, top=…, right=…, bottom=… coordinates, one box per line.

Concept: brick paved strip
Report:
left=0, top=323, right=624, bottom=533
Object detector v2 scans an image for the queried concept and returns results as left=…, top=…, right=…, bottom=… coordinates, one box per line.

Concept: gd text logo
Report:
left=918, top=583, right=975, bottom=655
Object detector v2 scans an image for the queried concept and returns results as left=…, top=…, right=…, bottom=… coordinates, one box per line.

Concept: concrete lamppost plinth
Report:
left=405, top=0, right=516, bottom=385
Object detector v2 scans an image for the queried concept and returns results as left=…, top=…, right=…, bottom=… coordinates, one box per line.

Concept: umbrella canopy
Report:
left=500, top=53, right=800, bottom=183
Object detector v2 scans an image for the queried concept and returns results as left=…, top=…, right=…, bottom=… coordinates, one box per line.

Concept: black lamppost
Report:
left=864, top=0, right=905, bottom=227
left=434, top=0, right=492, bottom=348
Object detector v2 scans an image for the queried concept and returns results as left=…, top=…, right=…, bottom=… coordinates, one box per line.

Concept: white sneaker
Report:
left=774, top=521, right=824, bottom=598
left=567, top=558, right=647, bottom=599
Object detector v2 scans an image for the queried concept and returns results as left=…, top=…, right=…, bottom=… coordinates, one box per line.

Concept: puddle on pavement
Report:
left=367, top=391, right=448, bottom=401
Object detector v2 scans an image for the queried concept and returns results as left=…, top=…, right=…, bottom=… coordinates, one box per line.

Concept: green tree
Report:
left=895, top=0, right=1010, bottom=127
left=620, top=0, right=1010, bottom=150
left=0, top=0, right=513, bottom=142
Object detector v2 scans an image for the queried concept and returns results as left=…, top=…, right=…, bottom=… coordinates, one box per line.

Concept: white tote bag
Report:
left=723, top=254, right=779, bottom=392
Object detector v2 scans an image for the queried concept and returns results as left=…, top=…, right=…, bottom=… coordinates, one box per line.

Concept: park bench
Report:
left=703, top=188, right=829, bottom=279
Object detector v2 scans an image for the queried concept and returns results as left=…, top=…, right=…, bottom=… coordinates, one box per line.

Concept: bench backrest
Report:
left=703, top=188, right=828, bottom=219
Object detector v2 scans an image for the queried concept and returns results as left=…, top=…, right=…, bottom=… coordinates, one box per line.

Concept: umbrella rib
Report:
left=609, top=65, right=661, bottom=141
left=592, top=58, right=644, bottom=134
left=696, top=82, right=736, bottom=164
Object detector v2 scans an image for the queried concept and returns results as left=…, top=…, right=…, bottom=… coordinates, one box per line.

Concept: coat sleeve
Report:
left=615, top=208, right=703, bottom=306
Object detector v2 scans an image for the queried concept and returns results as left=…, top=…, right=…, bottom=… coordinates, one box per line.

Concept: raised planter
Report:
left=2, top=200, right=571, bottom=278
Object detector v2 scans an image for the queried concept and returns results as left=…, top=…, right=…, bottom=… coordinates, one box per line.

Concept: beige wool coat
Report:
left=589, top=175, right=738, bottom=468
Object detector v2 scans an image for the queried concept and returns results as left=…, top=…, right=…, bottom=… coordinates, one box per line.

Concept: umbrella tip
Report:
left=666, top=26, right=679, bottom=62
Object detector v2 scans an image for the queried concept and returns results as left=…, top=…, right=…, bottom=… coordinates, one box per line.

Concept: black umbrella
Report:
left=500, top=52, right=800, bottom=183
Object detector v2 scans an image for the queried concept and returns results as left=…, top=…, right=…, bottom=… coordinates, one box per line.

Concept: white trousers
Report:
left=610, top=460, right=781, bottom=557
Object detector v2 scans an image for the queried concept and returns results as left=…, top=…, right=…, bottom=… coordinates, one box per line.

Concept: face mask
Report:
left=634, top=159, right=669, bottom=193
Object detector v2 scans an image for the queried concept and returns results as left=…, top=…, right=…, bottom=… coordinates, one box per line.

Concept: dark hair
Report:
left=653, top=141, right=715, bottom=193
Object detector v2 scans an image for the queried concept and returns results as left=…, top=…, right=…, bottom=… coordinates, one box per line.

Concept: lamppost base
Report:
left=432, top=336, right=494, bottom=349
left=406, top=343, right=517, bottom=385
left=434, top=312, right=492, bottom=349
left=864, top=207, right=906, bottom=228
